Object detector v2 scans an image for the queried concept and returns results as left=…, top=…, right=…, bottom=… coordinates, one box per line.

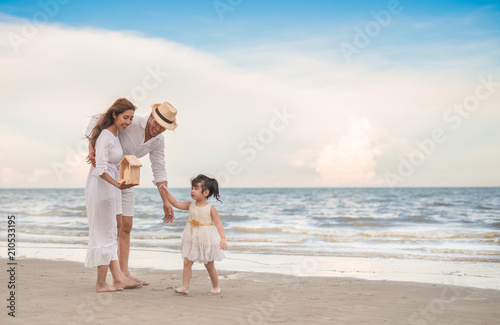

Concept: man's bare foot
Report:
left=173, top=286, right=189, bottom=294
left=95, top=284, right=120, bottom=293
left=209, top=287, right=221, bottom=295
left=114, top=277, right=142, bottom=290
left=125, top=273, right=150, bottom=286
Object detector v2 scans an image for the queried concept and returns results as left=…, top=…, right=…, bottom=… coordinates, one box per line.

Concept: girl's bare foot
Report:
left=125, top=273, right=150, bottom=286
left=114, top=277, right=142, bottom=290
left=95, top=284, right=120, bottom=293
left=173, top=286, right=189, bottom=294
left=209, top=287, right=221, bottom=295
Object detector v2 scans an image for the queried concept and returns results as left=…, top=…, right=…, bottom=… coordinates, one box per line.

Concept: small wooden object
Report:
left=118, top=155, right=142, bottom=184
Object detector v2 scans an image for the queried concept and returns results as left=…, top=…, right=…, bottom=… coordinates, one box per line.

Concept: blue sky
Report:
left=3, top=0, right=499, bottom=53
left=1, top=0, right=499, bottom=187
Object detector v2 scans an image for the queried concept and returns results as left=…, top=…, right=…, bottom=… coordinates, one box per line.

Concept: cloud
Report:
left=0, top=167, right=25, bottom=186
left=0, top=17, right=315, bottom=187
left=0, top=14, right=499, bottom=188
left=0, top=167, right=52, bottom=187
left=27, top=169, right=50, bottom=183
left=313, top=116, right=382, bottom=186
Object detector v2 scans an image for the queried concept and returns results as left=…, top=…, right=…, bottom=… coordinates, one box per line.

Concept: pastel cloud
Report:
left=314, top=116, right=382, bottom=186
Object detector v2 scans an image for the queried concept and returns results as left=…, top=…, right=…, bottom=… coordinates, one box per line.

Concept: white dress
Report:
left=181, top=203, right=225, bottom=263
left=84, top=129, right=123, bottom=268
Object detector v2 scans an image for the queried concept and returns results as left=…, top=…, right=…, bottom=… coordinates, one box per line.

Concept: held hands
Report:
left=220, top=238, right=228, bottom=250
left=158, top=183, right=168, bottom=194
left=159, top=184, right=174, bottom=223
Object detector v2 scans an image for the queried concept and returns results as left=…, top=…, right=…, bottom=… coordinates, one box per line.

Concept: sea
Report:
left=1, top=187, right=499, bottom=289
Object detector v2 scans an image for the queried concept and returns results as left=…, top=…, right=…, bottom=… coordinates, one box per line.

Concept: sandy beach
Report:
left=1, top=258, right=499, bottom=325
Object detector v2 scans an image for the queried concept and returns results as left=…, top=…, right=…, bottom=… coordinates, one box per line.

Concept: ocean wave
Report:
left=18, top=209, right=84, bottom=217
left=232, top=226, right=282, bottom=234
left=318, top=215, right=439, bottom=226
left=279, top=226, right=500, bottom=241
left=281, top=207, right=306, bottom=214
left=430, top=202, right=455, bottom=207
left=403, top=215, right=438, bottom=223
left=490, top=222, right=500, bottom=229
left=21, top=229, right=89, bottom=237
left=228, top=237, right=307, bottom=244
left=421, top=248, right=500, bottom=256
left=321, top=221, right=391, bottom=228
left=476, top=205, right=494, bottom=210
left=220, top=214, right=251, bottom=221
left=129, top=234, right=179, bottom=240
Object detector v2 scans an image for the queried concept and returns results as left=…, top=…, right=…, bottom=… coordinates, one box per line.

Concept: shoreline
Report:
left=1, top=258, right=499, bottom=324
left=2, top=242, right=500, bottom=291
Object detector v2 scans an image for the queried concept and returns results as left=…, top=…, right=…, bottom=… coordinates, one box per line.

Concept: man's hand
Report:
left=162, top=201, right=174, bottom=223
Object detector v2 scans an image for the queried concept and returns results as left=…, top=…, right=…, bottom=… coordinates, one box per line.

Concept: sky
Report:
left=0, top=0, right=499, bottom=188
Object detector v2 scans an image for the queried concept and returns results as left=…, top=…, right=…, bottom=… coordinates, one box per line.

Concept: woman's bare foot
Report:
left=209, top=287, right=221, bottom=295
left=114, top=277, right=142, bottom=290
left=95, top=284, right=120, bottom=293
left=173, top=286, right=189, bottom=294
left=125, top=273, right=150, bottom=286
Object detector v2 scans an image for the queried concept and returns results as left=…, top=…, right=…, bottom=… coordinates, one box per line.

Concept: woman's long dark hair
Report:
left=191, top=174, right=222, bottom=203
left=88, top=98, right=136, bottom=148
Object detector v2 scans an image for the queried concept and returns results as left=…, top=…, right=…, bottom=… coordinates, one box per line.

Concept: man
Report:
left=86, top=100, right=178, bottom=285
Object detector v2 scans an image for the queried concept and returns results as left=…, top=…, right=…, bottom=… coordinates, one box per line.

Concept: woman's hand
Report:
left=117, top=180, right=138, bottom=190
left=86, top=142, right=96, bottom=167
left=117, top=181, right=138, bottom=190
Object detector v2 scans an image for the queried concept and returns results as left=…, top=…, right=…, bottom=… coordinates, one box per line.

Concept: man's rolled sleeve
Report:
left=149, top=136, right=168, bottom=185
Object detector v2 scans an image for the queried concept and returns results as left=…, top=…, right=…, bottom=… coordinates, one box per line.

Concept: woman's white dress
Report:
left=84, top=129, right=123, bottom=268
left=181, top=202, right=225, bottom=264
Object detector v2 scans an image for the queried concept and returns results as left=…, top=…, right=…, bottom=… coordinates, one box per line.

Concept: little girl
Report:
left=160, top=174, right=228, bottom=295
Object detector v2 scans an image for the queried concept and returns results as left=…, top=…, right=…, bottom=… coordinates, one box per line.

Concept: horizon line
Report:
left=1, top=186, right=499, bottom=190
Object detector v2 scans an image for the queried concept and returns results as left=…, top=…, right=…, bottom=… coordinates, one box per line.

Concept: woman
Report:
left=85, top=98, right=141, bottom=292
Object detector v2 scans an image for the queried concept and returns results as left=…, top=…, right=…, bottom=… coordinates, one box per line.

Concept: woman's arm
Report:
left=211, top=206, right=228, bottom=250
left=159, top=184, right=190, bottom=210
left=93, top=130, right=136, bottom=190
left=85, top=114, right=101, bottom=167
left=100, top=173, right=136, bottom=190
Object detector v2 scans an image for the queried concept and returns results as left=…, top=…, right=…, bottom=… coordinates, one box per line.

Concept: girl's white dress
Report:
left=84, top=129, right=123, bottom=268
left=181, top=203, right=225, bottom=263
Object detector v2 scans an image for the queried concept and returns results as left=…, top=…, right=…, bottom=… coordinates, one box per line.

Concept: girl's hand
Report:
left=117, top=181, right=138, bottom=190
left=220, top=238, right=228, bottom=250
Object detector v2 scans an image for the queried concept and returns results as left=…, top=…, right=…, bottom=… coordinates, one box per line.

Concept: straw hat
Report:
left=151, top=101, right=178, bottom=130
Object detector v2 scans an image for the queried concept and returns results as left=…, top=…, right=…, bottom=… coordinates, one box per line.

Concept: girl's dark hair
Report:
left=191, top=174, right=222, bottom=203
left=88, top=98, right=136, bottom=148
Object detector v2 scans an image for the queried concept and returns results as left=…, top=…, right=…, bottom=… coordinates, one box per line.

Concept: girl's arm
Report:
left=159, top=184, right=190, bottom=210
left=211, top=206, right=228, bottom=250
